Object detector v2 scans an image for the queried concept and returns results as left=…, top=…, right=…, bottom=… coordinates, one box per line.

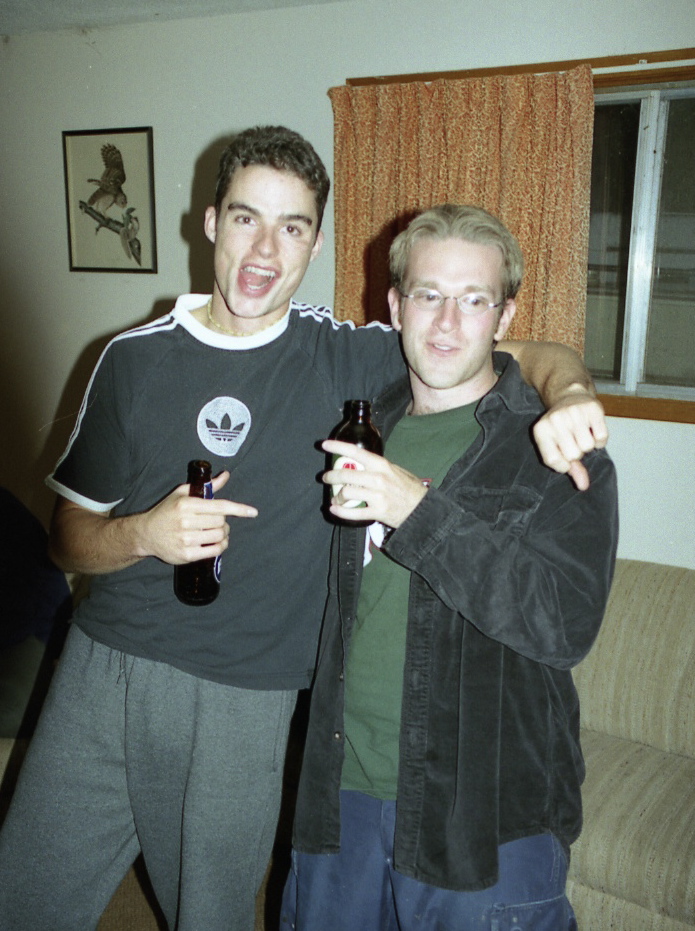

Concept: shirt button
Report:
left=333, top=731, right=342, bottom=741
left=339, top=672, right=344, bottom=681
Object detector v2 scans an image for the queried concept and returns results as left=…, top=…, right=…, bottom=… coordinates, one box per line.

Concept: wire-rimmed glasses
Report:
left=399, top=288, right=505, bottom=316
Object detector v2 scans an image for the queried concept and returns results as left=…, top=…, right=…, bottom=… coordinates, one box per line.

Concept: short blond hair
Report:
left=389, top=204, right=524, bottom=301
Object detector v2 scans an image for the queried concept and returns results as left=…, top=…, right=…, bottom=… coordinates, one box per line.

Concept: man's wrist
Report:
left=128, top=512, right=153, bottom=560
left=557, top=380, right=597, bottom=401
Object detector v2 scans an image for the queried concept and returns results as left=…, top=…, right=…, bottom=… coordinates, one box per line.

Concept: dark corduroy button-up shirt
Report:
left=292, top=353, right=619, bottom=891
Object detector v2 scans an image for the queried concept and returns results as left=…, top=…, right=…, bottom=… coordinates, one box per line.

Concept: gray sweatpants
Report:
left=0, top=625, right=296, bottom=931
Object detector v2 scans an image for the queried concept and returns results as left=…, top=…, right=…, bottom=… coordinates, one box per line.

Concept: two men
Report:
left=285, top=205, right=618, bottom=930
left=0, top=127, right=606, bottom=931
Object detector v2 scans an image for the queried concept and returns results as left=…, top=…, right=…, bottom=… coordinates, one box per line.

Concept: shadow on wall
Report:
left=181, top=131, right=238, bottom=294
left=363, top=209, right=420, bottom=326
left=0, top=297, right=76, bottom=527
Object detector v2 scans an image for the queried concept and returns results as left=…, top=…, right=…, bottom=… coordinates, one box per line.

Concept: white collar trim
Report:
left=172, top=294, right=291, bottom=349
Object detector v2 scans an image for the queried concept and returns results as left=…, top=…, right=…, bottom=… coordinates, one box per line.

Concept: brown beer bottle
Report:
left=174, top=459, right=220, bottom=606
left=331, top=400, right=383, bottom=513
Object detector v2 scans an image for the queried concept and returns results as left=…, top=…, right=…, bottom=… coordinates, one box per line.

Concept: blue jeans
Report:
left=281, top=789, right=577, bottom=931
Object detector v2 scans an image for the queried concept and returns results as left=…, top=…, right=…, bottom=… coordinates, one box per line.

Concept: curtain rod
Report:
left=346, top=48, right=695, bottom=88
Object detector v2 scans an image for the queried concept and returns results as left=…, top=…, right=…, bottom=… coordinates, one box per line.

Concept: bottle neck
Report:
left=187, top=459, right=212, bottom=496
left=348, top=400, right=371, bottom=424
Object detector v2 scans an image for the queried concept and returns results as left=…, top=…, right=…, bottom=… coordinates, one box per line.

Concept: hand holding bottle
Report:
left=172, top=461, right=257, bottom=606
left=330, top=400, right=383, bottom=509
left=322, top=440, right=429, bottom=530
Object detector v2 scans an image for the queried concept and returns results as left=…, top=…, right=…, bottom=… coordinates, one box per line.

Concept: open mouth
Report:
left=240, top=264, right=277, bottom=292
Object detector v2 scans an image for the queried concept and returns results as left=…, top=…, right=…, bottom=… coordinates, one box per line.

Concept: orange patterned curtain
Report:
left=328, top=64, right=594, bottom=353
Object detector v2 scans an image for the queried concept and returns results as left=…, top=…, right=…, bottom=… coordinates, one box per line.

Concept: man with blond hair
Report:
left=284, top=204, right=618, bottom=931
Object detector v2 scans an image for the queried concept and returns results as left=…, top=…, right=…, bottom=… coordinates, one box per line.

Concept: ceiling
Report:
left=0, top=0, right=350, bottom=36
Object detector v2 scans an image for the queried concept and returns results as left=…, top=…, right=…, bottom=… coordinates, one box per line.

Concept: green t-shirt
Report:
left=341, top=401, right=480, bottom=799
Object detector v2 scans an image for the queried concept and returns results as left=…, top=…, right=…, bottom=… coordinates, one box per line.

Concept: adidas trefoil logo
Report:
left=197, top=397, right=251, bottom=457
left=206, top=414, right=246, bottom=443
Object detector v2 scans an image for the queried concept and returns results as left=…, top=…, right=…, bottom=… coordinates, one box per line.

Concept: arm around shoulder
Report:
left=501, top=340, right=609, bottom=487
left=501, top=339, right=595, bottom=405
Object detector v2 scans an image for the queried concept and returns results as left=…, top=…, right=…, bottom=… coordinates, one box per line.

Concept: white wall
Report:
left=1, top=0, right=693, bottom=567
left=607, top=416, right=695, bottom=567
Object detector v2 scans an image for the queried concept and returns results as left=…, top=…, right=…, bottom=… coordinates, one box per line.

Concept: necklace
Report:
left=205, top=297, right=279, bottom=337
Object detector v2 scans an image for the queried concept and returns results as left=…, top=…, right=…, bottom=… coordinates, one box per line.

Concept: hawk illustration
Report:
left=87, top=143, right=127, bottom=213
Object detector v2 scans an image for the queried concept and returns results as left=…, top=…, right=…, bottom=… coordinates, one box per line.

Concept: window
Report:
left=348, top=49, right=695, bottom=420
left=586, top=85, right=695, bottom=403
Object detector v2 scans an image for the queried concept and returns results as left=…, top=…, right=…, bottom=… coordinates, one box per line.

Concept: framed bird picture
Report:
left=62, top=127, right=157, bottom=272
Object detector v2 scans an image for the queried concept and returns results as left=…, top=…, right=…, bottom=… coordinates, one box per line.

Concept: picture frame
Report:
left=62, top=127, right=158, bottom=273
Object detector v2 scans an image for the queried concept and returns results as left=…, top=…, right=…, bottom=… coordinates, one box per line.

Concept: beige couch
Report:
left=567, top=558, right=695, bottom=929
left=2, top=558, right=694, bottom=929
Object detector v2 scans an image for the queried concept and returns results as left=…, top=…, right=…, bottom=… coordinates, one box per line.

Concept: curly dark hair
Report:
left=214, top=126, right=330, bottom=232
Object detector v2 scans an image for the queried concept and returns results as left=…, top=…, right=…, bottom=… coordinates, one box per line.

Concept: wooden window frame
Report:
left=347, top=49, right=695, bottom=424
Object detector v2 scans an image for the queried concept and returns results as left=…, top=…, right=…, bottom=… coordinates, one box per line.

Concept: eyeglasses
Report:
left=399, top=288, right=505, bottom=316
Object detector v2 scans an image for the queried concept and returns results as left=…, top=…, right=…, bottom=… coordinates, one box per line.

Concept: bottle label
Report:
left=332, top=455, right=366, bottom=508
left=203, top=479, right=220, bottom=582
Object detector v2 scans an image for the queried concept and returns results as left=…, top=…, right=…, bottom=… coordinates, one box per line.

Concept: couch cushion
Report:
left=573, top=560, right=695, bottom=758
left=570, top=729, right=695, bottom=925
left=566, top=878, right=695, bottom=931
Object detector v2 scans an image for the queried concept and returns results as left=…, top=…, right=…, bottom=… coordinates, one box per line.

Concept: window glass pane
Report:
left=644, top=97, right=695, bottom=387
left=585, top=103, right=640, bottom=381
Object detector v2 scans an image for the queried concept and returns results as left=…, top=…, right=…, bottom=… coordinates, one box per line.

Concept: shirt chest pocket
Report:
left=447, top=485, right=542, bottom=536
